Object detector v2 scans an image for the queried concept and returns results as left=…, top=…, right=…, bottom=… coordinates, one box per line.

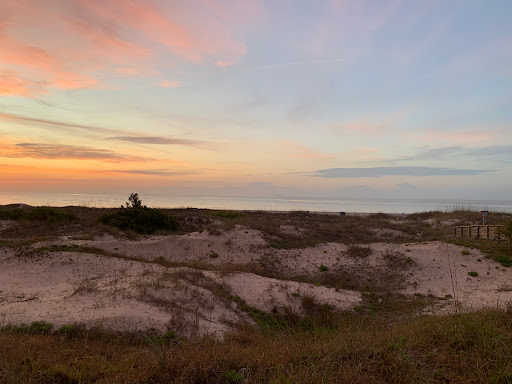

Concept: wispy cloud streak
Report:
left=304, top=167, right=495, bottom=178
left=109, top=169, right=198, bottom=176
left=108, top=136, right=201, bottom=146
left=0, top=112, right=124, bottom=135
left=1, top=143, right=147, bottom=162
left=392, top=145, right=512, bottom=162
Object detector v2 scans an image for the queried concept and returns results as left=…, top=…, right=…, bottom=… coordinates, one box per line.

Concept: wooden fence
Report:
left=453, top=225, right=505, bottom=241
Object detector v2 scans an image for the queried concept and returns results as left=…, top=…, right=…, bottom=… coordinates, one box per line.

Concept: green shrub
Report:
left=319, top=264, right=329, bottom=272
left=56, top=324, right=80, bottom=337
left=496, top=254, right=512, bottom=267
left=220, top=369, right=243, bottom=383
left=2, top=321, right=53, bottom=334
left=468, top=271, right=479, bottom=277
left=99, top=194, right=178, bottom=234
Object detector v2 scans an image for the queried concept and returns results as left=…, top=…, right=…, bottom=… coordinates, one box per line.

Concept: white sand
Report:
left=2, top=224, right=512, bottom=338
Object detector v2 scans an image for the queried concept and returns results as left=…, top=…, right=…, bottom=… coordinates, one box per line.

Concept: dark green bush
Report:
left=99, top=207, right=178, bottom=234
left=99, top=194, right=178, bottom=234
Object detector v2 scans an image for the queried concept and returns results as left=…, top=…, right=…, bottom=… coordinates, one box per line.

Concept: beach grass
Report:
left=2, top=309, right=512, bottom=383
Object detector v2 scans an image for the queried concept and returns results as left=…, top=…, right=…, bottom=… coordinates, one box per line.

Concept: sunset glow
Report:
left=1, top=0, right=511, bottom=200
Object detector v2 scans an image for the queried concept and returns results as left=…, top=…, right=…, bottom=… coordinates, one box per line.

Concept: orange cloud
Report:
left=0, top=143, right=148, bottom=163
left=0, top=70, right=36, bottom=96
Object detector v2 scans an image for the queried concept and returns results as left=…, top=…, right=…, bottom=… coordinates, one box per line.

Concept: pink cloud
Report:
left=160, top=80, right=181, bottom=88
left=0, top=70, right=37, bottom=96
left=71, top=0, right=248, bottom=62
left=216, top=60, right=235, bottom=68
left=0, top=0, right=255, bottom=96
left=116, top=67, right=139, bottom=75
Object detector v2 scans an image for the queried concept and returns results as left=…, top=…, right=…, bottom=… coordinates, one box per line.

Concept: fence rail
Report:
left=453, top=225, right=505, bottom=241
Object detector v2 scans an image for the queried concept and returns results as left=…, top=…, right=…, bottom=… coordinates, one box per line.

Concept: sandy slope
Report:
left=1, top=224, right=512, bottom=338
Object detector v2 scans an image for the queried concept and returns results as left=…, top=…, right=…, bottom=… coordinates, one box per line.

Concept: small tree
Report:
left=101, top=193, right=178, bottom=234
left=122, top=193, right=145, bottom=209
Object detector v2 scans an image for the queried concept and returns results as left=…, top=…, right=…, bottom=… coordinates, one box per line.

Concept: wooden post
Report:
left=487, top=225, right=490, bottom=240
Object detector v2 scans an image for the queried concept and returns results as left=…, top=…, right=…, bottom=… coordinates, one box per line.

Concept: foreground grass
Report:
left=2, top=310, right=512, bottom=383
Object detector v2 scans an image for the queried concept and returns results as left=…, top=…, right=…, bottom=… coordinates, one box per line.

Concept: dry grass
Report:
left=2, top=310, right=512, bottom=383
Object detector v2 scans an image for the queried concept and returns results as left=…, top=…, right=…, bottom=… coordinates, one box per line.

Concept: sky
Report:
left=1, top=0, right=511, bottom=200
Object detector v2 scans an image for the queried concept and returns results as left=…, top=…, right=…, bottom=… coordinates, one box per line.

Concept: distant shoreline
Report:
left=1, top=192, right=512, bottom=214
left=0, top=203, right=497, bottom=217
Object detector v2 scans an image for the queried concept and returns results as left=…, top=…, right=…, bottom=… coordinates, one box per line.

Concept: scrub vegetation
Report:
left=1, top=202, right=512, bottom=383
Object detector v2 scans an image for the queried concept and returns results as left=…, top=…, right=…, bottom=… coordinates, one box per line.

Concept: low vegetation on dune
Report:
left=0, top=206, right=77, bottom=223
left=2, top=199, right=512, bottom=383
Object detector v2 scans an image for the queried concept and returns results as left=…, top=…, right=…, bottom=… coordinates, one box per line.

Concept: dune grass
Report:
left=2, top=309, right=512, bottom=383
left=2, top=207, right=512, bottom=382
left=0, top=206, right=77, bottom=223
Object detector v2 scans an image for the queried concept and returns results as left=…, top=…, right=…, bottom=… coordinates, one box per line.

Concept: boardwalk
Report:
left=453, top=225, right=505, bottom=241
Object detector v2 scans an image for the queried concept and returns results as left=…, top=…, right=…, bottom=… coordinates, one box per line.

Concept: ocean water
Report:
left=1, top=192, right=511, bottom=214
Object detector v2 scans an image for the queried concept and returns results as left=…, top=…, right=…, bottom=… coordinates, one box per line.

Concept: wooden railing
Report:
left=453, top=225, right=505, bottom=240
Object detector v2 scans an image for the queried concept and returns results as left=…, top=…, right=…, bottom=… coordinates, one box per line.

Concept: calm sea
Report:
left=1, top=192, right=511, bottom=214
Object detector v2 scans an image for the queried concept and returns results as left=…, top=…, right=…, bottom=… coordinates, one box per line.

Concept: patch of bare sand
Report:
left=72, top=225, right=267, bottom=265
left=4, top=221, right=512, bottom=338
left=370, top=241, right=512, bottom=311
left=0, top=248, right=248, bottom=338
left=206, top=272, right=361, bottom=314
left=0, top=242, right=361, bottom=338
left=63, top=228, right=353, bottom=279
left=279, top=225, right=306, bottom=236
